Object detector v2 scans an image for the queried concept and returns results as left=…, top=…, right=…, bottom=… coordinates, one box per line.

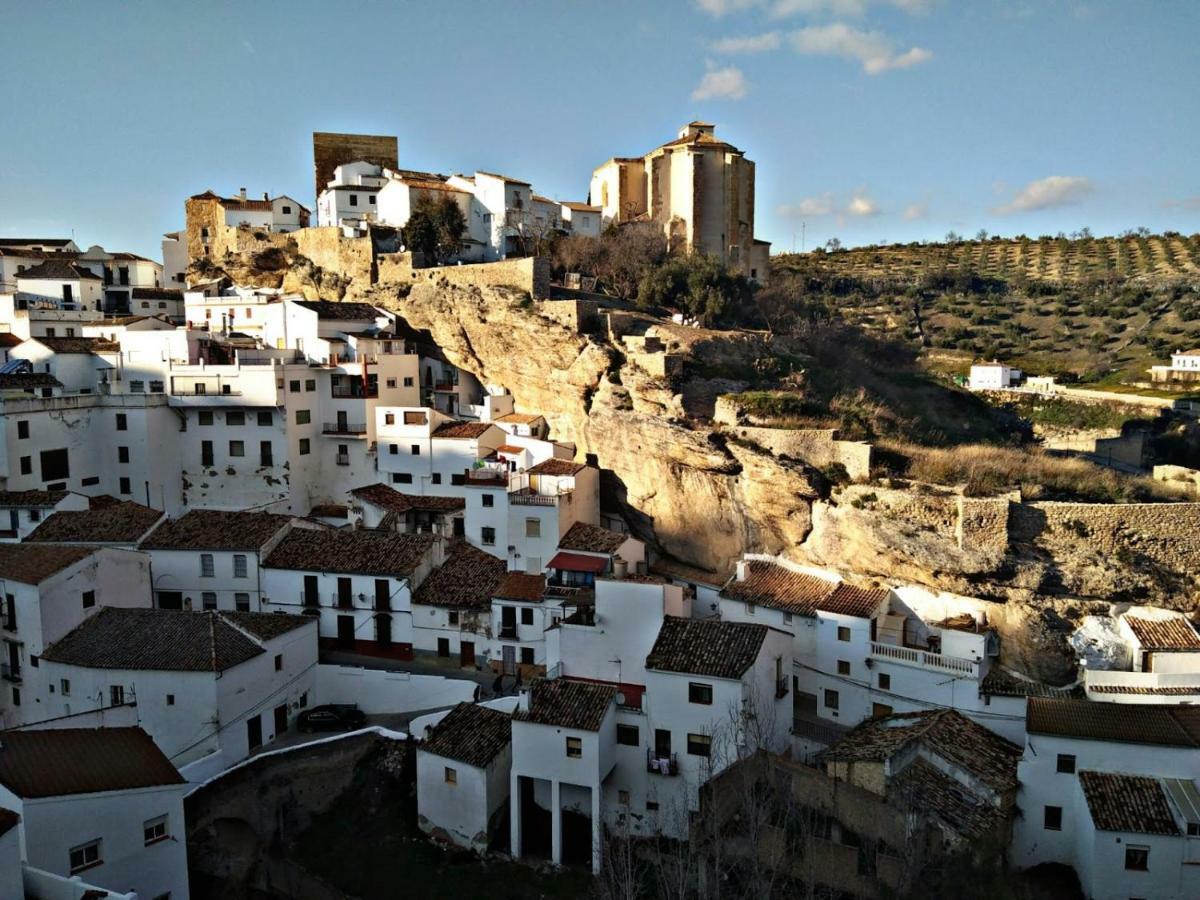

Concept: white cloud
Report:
left=903, top=202, right=928, bottom=220
left=695, top=0, right=759, bottom=16
left=778, top=193, right=836, bottom=217
left=771, top=0, right=933, bottom=18
left=993, top=176, right=1093, bottom=214
left=691, top=65, right=749, bottom=100
left=846, top=191, right=880, bottom=216
left=788, top=23, right=932, bottom=73
left=712, top=31, right=782, bottom=53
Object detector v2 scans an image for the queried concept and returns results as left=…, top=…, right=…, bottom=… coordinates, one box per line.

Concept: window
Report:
left=82, top=590, right=95, bottom=609
left=119, top=477, right=131, bottom=495
left=110, top=685, right=125, bottom=706
left=200, top=554, right=215, bottom=577
left=144, top=815, right=168, bottom=845
left=520, top=607, right=534, bottom=626
left=282, top=205, right=292, bottom=214
left=349, top=194, right=358, bottom=207
left=257, top=411, right=272, bottom=426
left=118, top=446, right=130, bottom=464
left=296, top=409, right=311, bottom=425
left=688, top=683, right=713, bottom=705
left=1043, top=806, right=1062, bottom=831
left=274, top=653, right=283, bottom=671
left=783, top=612, right=793, bottom=624
left=69, top=839, right=101, bottom=873
left=1056, top=754, right=1076, bottom=774
left=384, top=413, right=395, bottom=425
left=305, top=379, right=316, bottom=392
left=837, top=626, right=851, bottom=642
left=226, top=411, right=245, bottom=426
left=619, top=790, right=630, bottom=805
left=403, top=376, right=414, bottom=387
left=289, top=380, right=301, bottom=393
left=431, top=473, right=442, bottom=485
left=824, top=689, right=840, bottom=710
left=40, top=448, right=70, bottom=481
left=520, top=646, right=535, bottom=665
left=444, top=766, right=457, bottom=784
left=198, top=410, right=214, bottom=426
left=386, top=378, right=396, bottom=389
left=687, top=733, right=712, bottom=757
left=299, top=438, right=311, bottom=455
left=837, top=659, right=851, bottom=675
left=744, top=601, right=755, bottom=616
left=411, top=444, right=420, bottom=456
left=482, top=494, right=494, bottom=508
left=116, top=413, right=127, bottom=431
left=391, top=472, right=411, bottom=484
left=235, top=593, right=250, bottom=612
left=233, top=555, right=248, bottom=578
left=525, top=518, right=541, bottom=538
left=150, top=380, right=163, bottom=393
left=129, top=379, right=145, bottom=393
left=16, top=421, right=28, bottom=440
left=872, top=702, right=893, bottom=717
left=19, top=457, right=31, bottom=475
left=447, top=611, right=460, bottom=627
left=167, top=694, right=175, bottom=706
left=481, top=527, right=496, bottom=546
left=201, top=592, right=217, bottom=610
left=201, top=440, right=214, bottom=467
left=617, top=724, right=639, bottom=746
left=1124, top=845, right=1149, bottom=871
left=646, top=800, right=660, bottom=812
left=566, top=736, right=583, bottom=758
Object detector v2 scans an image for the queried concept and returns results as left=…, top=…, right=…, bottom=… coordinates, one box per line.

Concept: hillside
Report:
left=772, top=233, right=1200, bottom=382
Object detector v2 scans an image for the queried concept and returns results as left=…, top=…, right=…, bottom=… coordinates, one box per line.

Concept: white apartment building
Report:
left=317, top=161, right=388, bottom=232
left=375, top=409, right=505, bottom=494
left=0, top=544, right=152, bottom=727
left=0, top=239, right=81, bottom=293
left=262, top=528, right=440, bottom=660
left=139, top=509, right=306, bottom=612
left=11, top=335, right=119, bottom=392
left=559, top=202, right=601, bottom=237
left=376, top=171, right=480, bottom=260
left=0, top=726, right=190, bottom=900
left=416, top=701, right=513, bottom=853
left=968, top=361, right=1022, bottom=391
left=39, top=607, right=318, bottom=766
left=1012, top=698, right=1200, bottom=878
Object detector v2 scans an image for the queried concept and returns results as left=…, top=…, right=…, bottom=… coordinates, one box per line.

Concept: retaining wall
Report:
left=314, top=664, right=477, bottom=714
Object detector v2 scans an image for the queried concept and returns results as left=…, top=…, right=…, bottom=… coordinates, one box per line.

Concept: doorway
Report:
left=273, top=704, right=288, bottom=737
left=461, top=641, right=475, bottom=668
left=157, top=591, right=183, bottom=611
left=337, top=615, right=355, bottom=648
left=247, top=714, right=262, bottom=751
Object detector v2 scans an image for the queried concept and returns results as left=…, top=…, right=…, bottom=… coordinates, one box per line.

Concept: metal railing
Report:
left=869, top=641, right=978, bottom=676
left=335, top=454, right=351, bottom=467
left=1, top=663, right=21, bottom=683
left=510, top=491, right=560, bottom=507
left=499, top=625, right=518, bottom=639
left=647, top=750, right=679, bottom=776
left=301, top=593, right=319, bottom=610
left=323, top=422, right=367, bottom=434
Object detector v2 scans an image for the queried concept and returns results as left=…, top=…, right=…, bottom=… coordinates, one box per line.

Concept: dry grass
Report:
left=882, top=441, right=1188, bottom=503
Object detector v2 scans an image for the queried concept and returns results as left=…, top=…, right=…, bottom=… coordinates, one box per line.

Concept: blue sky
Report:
left=1, top=0, right=1197, bottom=259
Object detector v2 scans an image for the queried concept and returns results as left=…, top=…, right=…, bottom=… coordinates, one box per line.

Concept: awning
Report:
left=548, top=551, right=607, bottom=573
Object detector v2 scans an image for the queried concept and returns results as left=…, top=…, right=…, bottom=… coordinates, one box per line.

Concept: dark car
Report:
left=297, top=704, right=367, bottom=732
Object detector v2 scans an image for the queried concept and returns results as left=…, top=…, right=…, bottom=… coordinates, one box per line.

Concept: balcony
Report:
left=334, top=593, right=354, bottom=610
left=301, top=593, right=319, bottom=612
left=509, top=489, right=563, bottom=507
left=869, top=641, right=979, bottom=677
left=330, top=385, right=378, bottom=399
left=647, top=750, right=679, bottom=776
left=323, top=422, right=367, bottom=435
left=335, top=454, right=351, bottom=467
left=1, top=663, right=21, bottom=683
left=433, top=382, right=458, bottom=393
left=499, top=625, right=518, bottom=640
left=2, top=616, right=15, bottom=633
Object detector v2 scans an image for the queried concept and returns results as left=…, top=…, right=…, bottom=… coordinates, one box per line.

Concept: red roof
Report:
left=549, top=551, right=607, bottom=573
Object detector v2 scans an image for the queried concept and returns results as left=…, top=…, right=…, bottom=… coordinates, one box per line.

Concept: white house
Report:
left=11, top=335, right=119, bottom=393
left=375, top=409, right=505, bottom=496
left=416, top=701, right=513, bottom=853
left=139, top=509, right=305, bottom=612
left=968, top=362, right=1021, bottom=391
left=349, top=482, right=466, bottom=539
left=491, top=572, right=557, bottom=677
left=546, top=521, right=646, bottom=589
left=376, top=172, right=477, bottom=259
left=0, top=543, right=152, bottom=727
left=1012, top=698, right=1200, bottom=875
left=0, top=726, right=190, bottom=900
left=317, top=161, right=388, bottom=232
left=262, top=528, right=440, bottom=660
left=1085, top=613, right=1200, bottom=704
left=162, top=230, right=188, bottom=287
left=0, top=489, right=88, bottom=542
left=39, top=607, right=318, bottom=766
left=411, top=541, right=507, bottom=667
left=14, top=259, right=105, bottom=312
left=26, top=498, right=165, bottom=547
left=559, top=202, right=602, bottom=237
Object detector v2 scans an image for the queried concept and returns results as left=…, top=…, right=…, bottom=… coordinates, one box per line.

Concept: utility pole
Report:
left=801, top=221, right=806, bottom=252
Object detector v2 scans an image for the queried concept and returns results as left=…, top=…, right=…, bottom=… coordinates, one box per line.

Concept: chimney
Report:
left=239, top=187, right=247, bottom=200
left=263, top=192, right=269, bottom=202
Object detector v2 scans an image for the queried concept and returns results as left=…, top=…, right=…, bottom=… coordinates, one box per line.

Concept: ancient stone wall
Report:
left=292, top=226, right=374, bottom=288
left=312, top=132, right=398, bottom=201
left=956, top=496, right=1012, bottom=553
left=538, top=299, right=601, bottom=333
left=378, top=255, right=549, bottom=297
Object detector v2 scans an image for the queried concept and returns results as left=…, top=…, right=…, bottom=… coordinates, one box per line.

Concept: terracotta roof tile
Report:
left=0, top=543, right=95, bottom=585
left=351, top=483, right=465, bottom=514
left=514, top=678, right=615, bottom=731
left=140, top=509, right=295, bottom=551
left=527, top=459, right=586, bottom=477
left=823, top=583, right=890, bottom=618
left=1027, top=697, right=1200, bottom=747
left=1090, top=684, right=1200, bottom=696
left=264, top=529, right=434, bottom=577
left=495, top=573, right=546, bottom=602
left=432, top=421, right=494, bottom=440
left=413, top=541, right=506, bottom=610
left=0, top=491, right=68, bottom=509
left=16, top=259, right=102, bottom=281
left=891, top=756, right=1006, bottom=839
left=1125, top=616, right=1200, bottom=651
left=33, top=336, right=119, bottom=354
left=293, top=300, right=381, bottom=321
left=721, top=561, right=838, bottom=615
left=1079, top=771, right=1180, bottom=835
left=0, top=727, right=184, bottom=799
left=421, top=702, right=511, bottom=768
left=559, top=522, right=626, bottom=554
left=26, top=501, right=163, bottom=544
left=495, top=413, right=543, bottom=424
left=645, top=616, right=768, bottom=680
left=0, top=372, right=61, bottom=390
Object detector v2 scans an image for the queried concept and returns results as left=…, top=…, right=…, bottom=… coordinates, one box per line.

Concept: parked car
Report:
left=297, top=704, right=367, bottom=732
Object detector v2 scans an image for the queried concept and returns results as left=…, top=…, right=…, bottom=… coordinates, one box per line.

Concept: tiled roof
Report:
left=1125, top=616, right=1200, bottom=651
left=0, top=727, right=184, bottom=799
left=1079, top=771, right=1180, bottom=835
left=26, top=500, right=163, bottom=544
left=495, top=573, right=546, bottom=602
left=413, top=541, right=506, bottom=610
left=823, top=709, right=1021, bottom=794
left=0, top=238, right=74, bottom=248
left=34, top=336, right=119, bottom=354
left=1026, top=698, right=1200, bottom=747
left=655, top=132, right=741, bottom=154
left=16, top=259, right=102, bottom=281
left=1090, top=684, right=1200, bottom=696
left=496, top=445, right=525, bottom=454
left=351, top=483, right=464, bottom=513
left=421, top=702, right=511, bottom=768
left=981, top=668, right=1079, bottom=699
left=495, top=413, right=543, bottom=424
left=527, top=459, right=586, bottom=477
left=476, top=171, right=532, bottom=186
left=0, top=334, right=23, bottom=347
left=432, top=421, right=494, bottom=440
left=562, top=202, right=601, bottom=212
left=41, top=607, right=309, bottom=672
left=559, top=522, right=627, bottom=554
left=645, top=616, right=768, bottom=680
left=0, top=490, right=68, bottom=509
left=721, top=560, right=886, bottom=619
left=140, top=509, right=295, bottom=551
left=891, top=757, right=1005, bottom=839
left=293, top=300, right=381, bottom=321
left=0, top=373, right=61, bottom=389
left=0, top=543, right=95, bottom=585
left=131, top=287, right=183, bottom=299
left=264, top=529, right=434, bottom=577
left=514, top=678, right=615, bottom=731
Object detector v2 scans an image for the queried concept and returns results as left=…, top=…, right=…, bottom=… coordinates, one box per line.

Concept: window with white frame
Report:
left=200, top=554, right=214, bottom=577
left=233, top=554, right=248, bottom=578
left=69, top=839, right=101, bottom=873
left=143, top=815, right=168, bottom=845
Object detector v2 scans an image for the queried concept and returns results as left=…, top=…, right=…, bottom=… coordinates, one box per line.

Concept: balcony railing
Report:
left=647, top=750, right=679, bottom=776
left=499, top=625, right=518, bottom=640
left=335, top=454, right=351, bottom=467
left=1, top=663, right=21, bottom=683
left=301, top=593, right=319, bottom=611
left=334, top=593, right=354, bottom=610
left=324, top=422, right=367, bottom=435
left=433, top=382, right=458, bottom=392
left=869, top=641, right=979, bottom=676
left=510, top=490, right=561, bottom=507
left=330, top=386, right=378, bottom=399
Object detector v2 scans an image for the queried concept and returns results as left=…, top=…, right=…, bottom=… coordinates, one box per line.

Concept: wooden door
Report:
left=247, top=714, right=262, bottom=751
left=273, top=704, right=288, bottom=736
left=461, top=641, right=475, bottom=668
left=337, top=615, right=355, bottom=648
left=502, top=644, right=516, bottom=675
